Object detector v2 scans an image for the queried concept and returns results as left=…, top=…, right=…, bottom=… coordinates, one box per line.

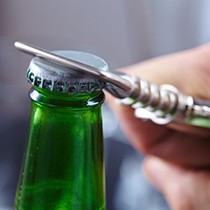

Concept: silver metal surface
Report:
left=14, top=41, right=210, bottom=128
left=14, top=41, right=131, bottom=92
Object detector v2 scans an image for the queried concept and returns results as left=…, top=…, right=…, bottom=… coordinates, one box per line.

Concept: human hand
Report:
left=106, top=44, right=210, bottom=167
left=106, top=44, right=210, bottom=209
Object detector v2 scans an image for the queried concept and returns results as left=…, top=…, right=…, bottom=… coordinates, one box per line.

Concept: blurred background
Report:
left=1, top=1, right=210, bottom=209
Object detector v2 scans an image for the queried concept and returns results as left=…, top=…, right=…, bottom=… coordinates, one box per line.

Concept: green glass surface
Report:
left=15, top=88, right=105, bottom=210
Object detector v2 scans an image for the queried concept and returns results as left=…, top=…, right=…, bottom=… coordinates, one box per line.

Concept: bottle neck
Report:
left=16, top=86, right=106, bottom=210
left=29, top=87, right=105, bottom=108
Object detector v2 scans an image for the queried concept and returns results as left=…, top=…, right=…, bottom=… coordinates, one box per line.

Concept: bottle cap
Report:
left=27, top=51, right=108, bottom=94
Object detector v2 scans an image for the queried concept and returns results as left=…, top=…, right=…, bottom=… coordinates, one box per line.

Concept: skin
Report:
left=106, top=43, right=210, bottom=210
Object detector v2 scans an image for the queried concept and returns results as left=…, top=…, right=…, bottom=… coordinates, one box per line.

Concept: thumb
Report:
left=142, top=156, right=210, bottom=210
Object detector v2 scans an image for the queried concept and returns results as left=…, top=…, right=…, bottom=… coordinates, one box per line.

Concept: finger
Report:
left=119, top=44, right=210, bottom=99
left=142, top=156, right=210, bottom=210
left=106, top=95, right=210, bottom=166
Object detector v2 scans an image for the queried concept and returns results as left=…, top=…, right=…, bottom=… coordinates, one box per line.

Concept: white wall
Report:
left=1, top=0, right=210, bottom=88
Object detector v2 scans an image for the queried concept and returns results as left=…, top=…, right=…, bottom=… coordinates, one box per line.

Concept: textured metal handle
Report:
left=118, top=75, right=210, bottom=128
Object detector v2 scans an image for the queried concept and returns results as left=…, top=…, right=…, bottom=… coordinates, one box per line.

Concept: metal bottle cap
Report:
left=27, top=51, right=109, bottom=94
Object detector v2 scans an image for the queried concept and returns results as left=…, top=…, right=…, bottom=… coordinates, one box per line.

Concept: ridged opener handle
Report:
left=118, top=77, right=192, bottom=125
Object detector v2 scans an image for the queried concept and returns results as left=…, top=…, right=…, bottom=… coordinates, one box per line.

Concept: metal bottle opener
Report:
left=14, top=41, right=210, bottom=128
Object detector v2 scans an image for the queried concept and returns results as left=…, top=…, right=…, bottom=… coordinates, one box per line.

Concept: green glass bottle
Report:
left=15, top=51, right=108, bottom=210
